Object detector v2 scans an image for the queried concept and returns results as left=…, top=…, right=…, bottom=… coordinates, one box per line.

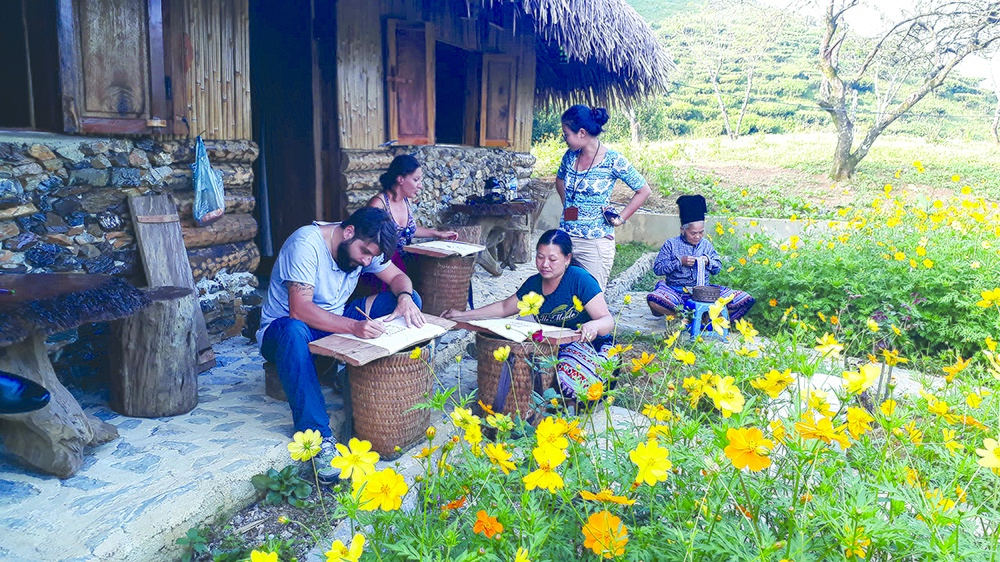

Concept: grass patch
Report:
left=611, top=241, right=656, bottom=280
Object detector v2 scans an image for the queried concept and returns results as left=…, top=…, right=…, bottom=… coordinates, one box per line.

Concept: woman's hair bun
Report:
left=591, top=107, right=610, bottom=126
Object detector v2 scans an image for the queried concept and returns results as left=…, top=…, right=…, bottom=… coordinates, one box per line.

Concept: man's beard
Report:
left=335, top=239, right=362, bottom=272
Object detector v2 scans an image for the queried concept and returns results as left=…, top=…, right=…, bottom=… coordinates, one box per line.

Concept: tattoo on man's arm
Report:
left=285, top=281, right=314, bottom=299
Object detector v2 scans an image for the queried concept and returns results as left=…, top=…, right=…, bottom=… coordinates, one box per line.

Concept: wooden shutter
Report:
left=479, top=54, right=516, bottom=148
left=57, top=0, right=167, bottom=134
left=386, top=19, right=434, bottom=146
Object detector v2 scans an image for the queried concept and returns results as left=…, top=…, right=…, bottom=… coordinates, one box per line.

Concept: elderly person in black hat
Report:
left=646, top=195, right=755, bottom=320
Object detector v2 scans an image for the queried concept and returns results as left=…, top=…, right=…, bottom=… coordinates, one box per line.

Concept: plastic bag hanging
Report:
left=192, top=135, right=225, bottom=226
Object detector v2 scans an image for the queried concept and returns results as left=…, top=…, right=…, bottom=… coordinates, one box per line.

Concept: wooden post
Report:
left=110, top=286, right=199, bottom=417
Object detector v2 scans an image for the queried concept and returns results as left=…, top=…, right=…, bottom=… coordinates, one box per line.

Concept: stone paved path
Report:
left=0, top=259, right=537, bottom=562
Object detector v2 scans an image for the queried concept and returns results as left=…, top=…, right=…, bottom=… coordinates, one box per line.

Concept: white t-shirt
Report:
left=257, top=222, right=390, bottom=345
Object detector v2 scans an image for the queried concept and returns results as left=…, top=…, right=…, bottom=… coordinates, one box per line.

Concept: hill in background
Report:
left=534, top=0, right=997, bottom=144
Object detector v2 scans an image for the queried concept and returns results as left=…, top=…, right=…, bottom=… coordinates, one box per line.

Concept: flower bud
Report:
left=426, top=426, right=437, bottom=440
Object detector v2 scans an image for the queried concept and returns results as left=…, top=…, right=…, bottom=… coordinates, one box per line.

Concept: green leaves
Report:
left=251, top=465, right=313, bottom=507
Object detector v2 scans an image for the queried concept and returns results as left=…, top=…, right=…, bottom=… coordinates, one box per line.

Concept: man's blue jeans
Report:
left=259, top=290, right=423, bottom=438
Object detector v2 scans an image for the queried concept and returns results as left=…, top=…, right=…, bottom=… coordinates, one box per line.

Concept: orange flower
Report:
left=581, top=510, right=628, bottom=559
left=586, top=382, right=603, bottom=401
left=472, top=510, right=503, bottom=538
left=724, top=427, right=774, bottom=471
left=442, top=495, right=466, bottom=510
left=631, top=352, right=655, bottom=373
left=795, top=415, right=850, bottom=449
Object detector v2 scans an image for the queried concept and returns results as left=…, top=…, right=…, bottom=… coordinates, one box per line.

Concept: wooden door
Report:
left=57, top=0, right=167, bottom=134
left=386, top=19, right=434, bottom=146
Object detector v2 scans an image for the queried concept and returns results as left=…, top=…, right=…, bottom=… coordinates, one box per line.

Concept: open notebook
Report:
left=403, top=240, right=486, bottom=257
left=463, top=318, right=578, bottom=343
left=333, top=315, right=448, bottom=354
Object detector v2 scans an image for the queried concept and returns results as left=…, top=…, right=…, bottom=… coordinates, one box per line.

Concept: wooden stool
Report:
left=263, top=356, right=341, bottom=402
left=110, top=286, right=198, bottom=417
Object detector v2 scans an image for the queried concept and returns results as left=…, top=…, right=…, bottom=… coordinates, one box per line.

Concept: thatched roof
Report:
left=496, top=0, right=674, bottom=106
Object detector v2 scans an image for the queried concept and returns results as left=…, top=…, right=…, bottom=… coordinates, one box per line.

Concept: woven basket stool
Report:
left=348, top=348, right=432, bottom=459
left=412, top=255, right=476, bottom=316
left=475, top=332, right=556, bottom=420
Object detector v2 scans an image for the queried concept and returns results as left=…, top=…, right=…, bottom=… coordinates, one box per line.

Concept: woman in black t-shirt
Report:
left=443, top=230, right=615, bottom=399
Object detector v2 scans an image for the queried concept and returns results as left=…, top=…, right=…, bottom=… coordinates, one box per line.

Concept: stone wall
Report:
left=0, top=134, right=260, bottom=343
left=341, top=146, right=536, bottom=226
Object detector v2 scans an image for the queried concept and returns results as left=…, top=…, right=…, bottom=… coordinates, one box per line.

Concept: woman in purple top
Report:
left=646, top=195, right=755, bottom=320
left=360, top=155, right=458, bottom=294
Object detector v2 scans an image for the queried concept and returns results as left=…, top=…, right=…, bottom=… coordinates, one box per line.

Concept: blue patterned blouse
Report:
left=557, top=147, right=647, bottom=239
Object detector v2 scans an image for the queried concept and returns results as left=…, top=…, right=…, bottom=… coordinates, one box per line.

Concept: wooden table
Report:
left=0, top=274, right=149, bottom=478
left=449, top=201, right=538, bottom=275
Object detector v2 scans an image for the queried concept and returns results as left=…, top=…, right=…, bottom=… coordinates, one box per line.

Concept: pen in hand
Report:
left=355, top=306, right=386, bottom=337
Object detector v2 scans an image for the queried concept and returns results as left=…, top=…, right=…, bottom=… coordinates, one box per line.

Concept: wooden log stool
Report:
left=263, top=356, right=340, bottom=402
left=348, top=347, right=431, bottom=460
left=110, top=286, right=198, bottom=417
left=475, top=332, right=556, bottom=421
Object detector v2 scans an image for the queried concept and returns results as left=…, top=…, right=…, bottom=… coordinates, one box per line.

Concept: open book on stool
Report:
left=455, top=318, right=580, bottom=345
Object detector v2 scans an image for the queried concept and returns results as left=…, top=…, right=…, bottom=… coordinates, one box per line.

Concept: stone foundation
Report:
left=0, top=133, right=260, bottom=345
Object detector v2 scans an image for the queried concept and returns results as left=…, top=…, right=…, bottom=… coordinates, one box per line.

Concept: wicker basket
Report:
left=412, top=255, right=476, bottom=316
left=348, top=349, right=431, bottom=459
left=475, top=332, right=556, bottom=419
left=691, top=285, right=720, bottom=303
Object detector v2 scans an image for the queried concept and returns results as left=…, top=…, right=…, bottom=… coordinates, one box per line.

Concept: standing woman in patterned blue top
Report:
left=556, top=105, right=651, bottom=289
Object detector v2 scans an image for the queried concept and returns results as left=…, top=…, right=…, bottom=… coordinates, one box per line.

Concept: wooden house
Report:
left=0, top=0, right=670, bottom=336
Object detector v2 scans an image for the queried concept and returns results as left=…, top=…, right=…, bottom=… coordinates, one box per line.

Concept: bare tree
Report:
left=816, top=0, right=1000, bottom=180
left=682, top=0, right=787, bottom=140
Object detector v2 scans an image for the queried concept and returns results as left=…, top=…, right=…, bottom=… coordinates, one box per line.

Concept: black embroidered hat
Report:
left=677, top=194, right=707, bottom=225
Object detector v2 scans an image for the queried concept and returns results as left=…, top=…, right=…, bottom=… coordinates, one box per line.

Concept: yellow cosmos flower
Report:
left=843, top=363, right=880, bottom=395
left=735, top=346, right=760, bottom=358
left=535, top=417, right=569, bottom=451
left=464, top=424, right=483, bottom=446
left=915, top=246, right=926, bottom=257
left=413, top=445, right=439, bottom=459
left=704, top=375, right=745, bottom=418
left=473, top=510, right=504, bottom=539
left=580, top=488, right=636, bottom=505
left=493, top=345, right=511, bottom=362
left=353, top=468, right=408, bottom=511
left=880, top=399, right=897, bottom=416
left=881, top=348, right=907, bottom=366
left=988, top=337, right=998, bottom=352
left=672, top=347, right=696, bottom=365
left=523, top=446, right=566, bottom=492
left=331, top=438, right=380, bottom=481
left=641, top=404, right=674, bottom=422
left=629, top=440, right=672, bottom=485
left=663, top=331, right=681, bottom=347
left=844, top=526, right=871, bottom=559
left=942, top=355, right=970, bottom=383
left=251, top=551, right=278, bottom=562
left=893, top=251, right=905, bottom=261
left=975, top=438, right=1000, bottom=473
left=572, top=295, right=584, bottom=312
left=922, top=258, right=934, bottom=268
left=631, top=351, right=655, bottom=372
left=977, top=288, right=1000, bottom=308
left=582, top=510, right=629, bottom=559
left=751, top=369, right=794, bottom=399
left=485, top=412, right=514, bottom=431
left=606, top=343, right=632, bottom=357
left=866, top=318, right=879, bottom=332
left=514, top=547, right=531, bottom=562
left=586, top=382, right=603, bottom=401
left=450, top=407, right=480, bottom=431
left=409, top=346, right=423, bottom=360
left=815, top=333, right=844, bottom=358
left=804, top=389, right=834, bottom=417
left=517, top=292, right=544, bottom=316
left=967, top=392, right=983, bottom=409
left=624, top=294, right=632, bottom=305
left=287, top=429, right=323, bottom=462
left=903, top=421, right=923, bottom=445
left=795, top=415, right=850, bottom=449
left=724, top=427, right=774, bottom=472
left=942, top=428, right=961, bottom=455
left=846, top=407, right=874, bottom=439
left=325, top=533, right=365, bottom=562
left=769, top=419, right=786, bottom=443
